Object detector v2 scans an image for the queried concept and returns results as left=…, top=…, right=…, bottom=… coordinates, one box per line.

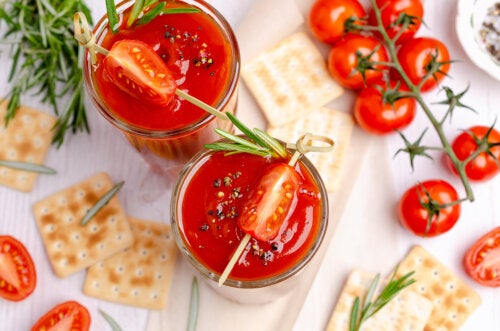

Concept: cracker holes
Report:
left=117, top=265, right=124, bottom=273
left=77, top=190, right=85, bottom=199
left=132, top=290, right=140, bottom=297
left=98, top=261, right=105, bottom=268
left=45, top=224, right=55, bottom=233
left=8, top=150, right=17, bottom=158
left=59, top=197, right=67, bottom=205
left=54, top=241, right=63, bottom=249
left=19, top=174, right=27, bottom=182
left=41, top=207, right=49, bottom=214
left=433, top=270, right=440, bottom=277
left=156, top=273, right=163, bottom=280
left=109, top=216, right=116, bottom=224
left=98, top=243, right=105, bottom=250
left=80, top=251, right=88, bottom=259
left=448, top=283, right=455, bottom=290
left=419, top=285, right=426, bottom=293
left=94, top=181, right=103, bottom=189
left=21, top=114, right=31, bottom=123
left=464, top=298, right=471, bottom=305
left=113, top=286, right=119, bottom=293
left=60, top=259, right=68, bottom=266
left=160, top=253, right=168, bottom=261
left=116, top=234, right=123, bottom=241
left=140, top=249, right=148, bottom=257
left=136, top=269, right=143, bottom=276
left=73, top=233, right=81, bottom=241
left=164, top=233, right=171, bottom=240
left=151, top=293, right=159, bottom=300
left=93, top=281, right=101, bottom=288
left=40, top=120, right=49, bottom=129
left=450, top=312, right=457, bottom=320
left=90, top=224, right=99, bottom=233
left=145, top=229, right=152, bottom=236
left=34, top=137, right=42, bottom=148
left=15, top=133, right=24, bottom=142
left=0, top=169, right=8, bottom=177
left=66, top=216, right=74, bottom=224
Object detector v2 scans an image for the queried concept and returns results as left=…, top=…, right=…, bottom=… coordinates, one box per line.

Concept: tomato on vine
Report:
left=308, top=0, right=366, bottom=45
left=354, top=82, right=416, bottom=134
left=328, top=34, right=389, bottom=90
left=446, top=125, right=500, bottom=181
left=463, top=227, right=500, bottom=287
left=398, top=180, right=461, bottom=237
left=396, top=37, right=450, bottom=92
left=369, top=0, right=424, bottom=43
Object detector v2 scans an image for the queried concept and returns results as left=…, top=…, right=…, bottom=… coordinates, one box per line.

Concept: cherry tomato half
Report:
left=398, top=180, right=461, bottom=237
left=31, top=301, right=91, bottom=331
left=328, top=34, right=389, bottom=90
left=104, top=39, right=177, bottom=106
left=369, top=0, right=424, bottom=43
left=396, top=37, right=450, bottom=92
left=0, top=235, right=36, bottom=301
left=464, top=227, right=500, bottom=287
left=238, top=163, right=300, bottom=242
left=354, top=83, right=416, bottom=134
left=308, top=0, right=366, bottom=45
left=446, top=126, right=500, bottom=182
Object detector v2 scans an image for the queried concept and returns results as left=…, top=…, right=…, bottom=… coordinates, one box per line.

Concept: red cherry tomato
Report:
left=238, top=163, right=300, bottom=241
left=104, top=39, right=176, bottom=106
left=464, top=227, right=500, bottom=287
left=369, top=0, right=424, bottom=43
left=396, top=37, right=450, bottom=92
left=308, top=0, right=366, bottom=45
left=31, top=301, right=91, bottom=331
left=0, top=235, right=36, bottom=301
left=354, top=83, right=416, bottom=134
left=398, top=180, right=461, bottom=237
left=446, top=126, right=500, bottom=181
left=328, top=34, right=389, bottom=90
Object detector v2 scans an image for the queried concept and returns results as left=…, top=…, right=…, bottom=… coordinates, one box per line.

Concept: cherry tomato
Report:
left=464, top=227, right=500, bottom=287
left=396, top=37, right=450, bottom=92
left=446, top=126, right=500, bottom=181
left=31, top=301, right=91, bottom=331
left=398, top=180, right=461, bottom=237
left=354, top=83, right=416, bottom=134
left=369, top=0, right=424, bottom=43
left=308, top=0, right=366, bottom=45
left=0, top=235, right=36, bottom=301
left=238, top=163, right=300, bottom=241
left=104, top=39, right=176, bottom=106
left=328, top=34, right=389, bottom=90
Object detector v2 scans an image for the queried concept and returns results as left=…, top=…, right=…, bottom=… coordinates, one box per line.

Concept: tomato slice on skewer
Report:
left=238, top=163, right=300, bottom=242
left=464, top=227, right=500, bottom=287
left=0, top=235, right=37, bottom=301
left=103, top=39, right=176, bottom=106
left=31, top=301, right=91, bottom=331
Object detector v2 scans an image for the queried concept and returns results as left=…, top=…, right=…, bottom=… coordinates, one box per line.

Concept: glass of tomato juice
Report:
left=171, top=144, right=329, bottom=303
left=83, top=0, right=240, bottom=174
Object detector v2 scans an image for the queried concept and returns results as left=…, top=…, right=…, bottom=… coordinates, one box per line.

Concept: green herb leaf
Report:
left=127, top=0, right=145, bottom=28
left=136, top=2, right=165, bottom=26
left=187, top=277, right=199, bottom=331
left=0, top=160, right=57, bottom=174
left=81, top=181, right=124, bottom=226
left=253, top=128, right=287, bottom=158
left=105, top=0, right=120, bottom=33
left=162, top=8, right=200, bottom=15
left=99, top=309, right=123, bottom=331
left=349, top=297, right=360, bottom=331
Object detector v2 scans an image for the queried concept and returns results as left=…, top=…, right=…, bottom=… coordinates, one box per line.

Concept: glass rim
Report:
left=82, top=0, right=241, bottom=139
left=170, top=143, right=330, bottom=288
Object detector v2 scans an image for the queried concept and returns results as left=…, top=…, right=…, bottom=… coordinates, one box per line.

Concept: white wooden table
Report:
left=1, top=0, right=499, bottom=330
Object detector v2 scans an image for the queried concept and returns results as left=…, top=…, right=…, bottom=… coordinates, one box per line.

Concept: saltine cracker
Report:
left=0, top=102, right=56, bottom=192
left=33, top=172, right=134, bottom=277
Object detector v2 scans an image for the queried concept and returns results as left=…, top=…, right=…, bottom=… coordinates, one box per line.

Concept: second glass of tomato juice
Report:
left=83, top=0, right=240, bottom=174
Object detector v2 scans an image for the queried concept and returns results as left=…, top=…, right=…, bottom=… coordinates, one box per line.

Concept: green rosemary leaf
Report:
left=187, top=277, right=199, bottom=331
left=204, top=142, right=269, bottom=157
left=105, top=0, right=120, bottom=33
left=127, top=0, right=145, bottom=28
left=253, top=128, right=287, bottom=158
left=162, top=7, right=200, bottom=15
left=362, top=273, right=379, bottom=315
left=214, top=128, right=267, bottom=152
left=226, top=112, right=266, bottom=147
left=349, top=297, right=360, bottom=331
left=99, top=309, right=123, bottom=331
left=136, top=2, right=165, bottom=26
left=81, top=181, right=125, bottom=226
left=0, top=160, right=57, bottom=174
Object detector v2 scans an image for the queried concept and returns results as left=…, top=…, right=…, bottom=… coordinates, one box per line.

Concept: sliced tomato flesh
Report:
left=238, top=163, right=300, bottom=241
left=0, top=235, right=36, bottom=301
left=31, top=301, right=91, bottom=331
left=104, top=39, right=176, bottom=106
left=464, top=227, right=500, bottom=287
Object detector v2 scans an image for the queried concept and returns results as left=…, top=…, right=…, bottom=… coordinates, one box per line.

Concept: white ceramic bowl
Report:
left=456, top=0, right=500, bottom=81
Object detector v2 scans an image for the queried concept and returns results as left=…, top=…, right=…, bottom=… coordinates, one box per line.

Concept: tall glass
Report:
left=83, top=0, right=240, bottom=175
left=171, top=143, right=329, bottom=303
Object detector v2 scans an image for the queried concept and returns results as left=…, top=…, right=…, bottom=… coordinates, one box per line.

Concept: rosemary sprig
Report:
left=0, top=160, right=56, bottom=174
left=99, top=309, right=123, bottom=331
left=204, top=113, right=287, bottom=158
left=187, top=277, right=199, bottom=331
left=349, top=269, right=416, bottom=331
left=80, top=181, right=124, bottom=226
left=0, top=0, right=93, bottom=147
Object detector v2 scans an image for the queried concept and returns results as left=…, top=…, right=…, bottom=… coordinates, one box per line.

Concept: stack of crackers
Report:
left=326, top=246, right=481, bottom=331
left=32, top=172, right=178, bottom=310
left=241, top=32, right=353, bottom=193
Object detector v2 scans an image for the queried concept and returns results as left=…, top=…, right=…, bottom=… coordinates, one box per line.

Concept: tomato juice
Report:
left=84, top=0, right=239, bottom=165
left=172, top=149, right=328, bottom=285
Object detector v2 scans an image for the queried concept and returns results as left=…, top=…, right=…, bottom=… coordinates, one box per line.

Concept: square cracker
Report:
left=396, top=246, right=482, bottom=331
left=326, top=269, right=433, bottom=331
left=33, top=172, right=134, bottom=278
left=241, top=32, right=343, bottom=127
left=83, top=217, right=178, bottom=310
left=0, top=101, right=56, bottom=192
left=268, top=108, right=354, bottom=193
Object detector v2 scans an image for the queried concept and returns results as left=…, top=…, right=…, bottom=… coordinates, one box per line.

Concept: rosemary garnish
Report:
left=80, top=181, right=124, bottom=226
left=204, top=113, right=287, bottom=158
left=0, top=160, right=56, bottom=174
left=349, top=269, right=416, bottom=331
left=99, top=309, right=123, bottom=331
left=0, top=0, right=93, bottom=147
left=187, top=277, right=199, bottom=331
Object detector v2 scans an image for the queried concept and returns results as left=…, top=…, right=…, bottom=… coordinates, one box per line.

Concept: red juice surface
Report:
left=94, top=1, right=234, bottom=131
left=177, top=152, right=324, bottom=281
